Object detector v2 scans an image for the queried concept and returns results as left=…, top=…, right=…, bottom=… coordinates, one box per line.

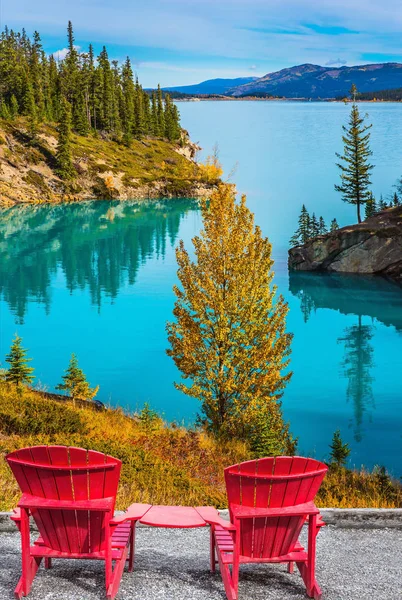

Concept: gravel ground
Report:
left=0, top=525, right=401, bottom=600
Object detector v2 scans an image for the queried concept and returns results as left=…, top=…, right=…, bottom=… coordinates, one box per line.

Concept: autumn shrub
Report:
left=0, top=382, right=400, bottom=511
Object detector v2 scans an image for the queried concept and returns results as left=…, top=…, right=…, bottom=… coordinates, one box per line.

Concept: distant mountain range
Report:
left=163, top=77, right=258, bottom=95
left=165, top=63, right=402, bottom=99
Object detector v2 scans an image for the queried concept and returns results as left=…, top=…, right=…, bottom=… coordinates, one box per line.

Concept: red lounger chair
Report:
left=6, top=445, right=150, bottom=599
left=209, top=456, right=328, bottom=600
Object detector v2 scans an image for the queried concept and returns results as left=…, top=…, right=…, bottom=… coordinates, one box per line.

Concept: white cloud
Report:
left=52, top=45, right=80, bottom=61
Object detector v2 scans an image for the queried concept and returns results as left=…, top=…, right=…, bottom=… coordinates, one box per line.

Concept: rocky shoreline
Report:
left=288, top=206, right=402, bottom=280
left=0, top=121, right=215, bottom=207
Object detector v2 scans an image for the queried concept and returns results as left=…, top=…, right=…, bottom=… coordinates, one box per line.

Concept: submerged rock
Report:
left=288, top=206, right=402, bottom=280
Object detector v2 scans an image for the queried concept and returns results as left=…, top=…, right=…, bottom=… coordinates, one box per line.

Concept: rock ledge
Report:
left=288, top=206, right=402, bottom=280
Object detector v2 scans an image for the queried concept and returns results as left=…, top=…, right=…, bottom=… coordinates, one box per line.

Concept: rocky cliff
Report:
left=288, top=206, right=402, bottom=280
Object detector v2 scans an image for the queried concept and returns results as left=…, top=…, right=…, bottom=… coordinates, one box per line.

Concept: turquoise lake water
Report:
left=1, top=101, right=402, bottom=475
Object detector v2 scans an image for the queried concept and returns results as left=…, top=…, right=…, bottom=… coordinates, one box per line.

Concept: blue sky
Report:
left=2, top=0, right=402, bottom=87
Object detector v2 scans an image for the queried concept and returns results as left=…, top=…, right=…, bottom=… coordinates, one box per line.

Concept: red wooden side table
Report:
left=138, top=505, right=209, bottom=528
left=125, top=504, right=230, bottom=573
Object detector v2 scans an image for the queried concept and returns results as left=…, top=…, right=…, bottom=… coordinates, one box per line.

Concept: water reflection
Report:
left=0, top=199, right=196, bottom=323
left=289, top=272, right=402, bottom=442
left=289, top=272, right=402, bottom=331
left=338, top=316, right=375, bottom=442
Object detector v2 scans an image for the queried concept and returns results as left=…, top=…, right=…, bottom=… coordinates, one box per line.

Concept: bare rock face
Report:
left=288, top=206, right=402, bottom=280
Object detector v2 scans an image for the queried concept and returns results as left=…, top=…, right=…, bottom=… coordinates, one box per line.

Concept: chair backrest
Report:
left=224, top=456, right=327, bottom=560
left=6, top=445, right=121, bottom=554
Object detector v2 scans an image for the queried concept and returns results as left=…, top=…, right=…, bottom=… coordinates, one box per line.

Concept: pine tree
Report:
left=329, top=430, right=351, bottom=467
left=121, top=57, right=135, bottom=144
left=30, top=31, right=45, bottom=121
left=5, top=334, right=35, bottom=387
left=156, top=84, right=164, bottom=136
left=365, top=192, right=377, bottom=219
left=330, top=218, right=339, bottom=232
left=151, top=90, right=158, bottom=135
left=392, top=192, right=399, bottom=206
left=290, top=204, right=311, bottom=247
left=167, top=184, right=294, bottom=452
left=9, top=94, right=19, bottom=119
left=318, top=216, right=327, bottom=235
left=23, top=76, right=38, bottom=136
left=0, top=24, right=181, bottom=141
left=56, top=353, right=98, bottom=402
left=335, top=87, right=374, bottom=223
left=310, top=213, right=319, bottom=238
left=133, top=76, right=145, bottom=138
left=164, top=94, right=180, bottom=141
left=98, top=46, right=113, bottom=131
left=378, top=195, right=388, bottom=211
left=56, top=97, right=75, bottom=180
left=139, top=403, right=160, bottom=433
left=0, top=101, right=10, bottom=119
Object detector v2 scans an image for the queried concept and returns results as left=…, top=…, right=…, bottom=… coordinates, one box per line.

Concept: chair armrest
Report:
left=195, top=506, right=236, bottom=531
left=316, top=513, right=326, bottom=527
left=10, top=508, right=21, bottom=522
left=110, top=503, right=152, bottom=526
left=18, top=493, right=114, bottom=512
left=231, top=501, right=320, bottom=519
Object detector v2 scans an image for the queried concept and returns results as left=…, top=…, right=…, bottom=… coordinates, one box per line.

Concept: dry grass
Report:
left=0, top=383, right=400, bottom=511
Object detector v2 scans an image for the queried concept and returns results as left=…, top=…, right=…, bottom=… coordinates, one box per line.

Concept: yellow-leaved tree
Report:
left=167, top=184, right=295, bottom=455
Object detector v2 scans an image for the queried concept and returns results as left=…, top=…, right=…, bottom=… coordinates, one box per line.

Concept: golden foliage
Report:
left=0, top=384, right=400, bottom=510
left=198, top=146, right=224, bottom=183
left=167, top=184, right=293, bottom=450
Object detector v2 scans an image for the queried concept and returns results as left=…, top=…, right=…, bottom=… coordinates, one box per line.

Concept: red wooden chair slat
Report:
left=273, top=457, right=310, bottom=558
left=69, top=447, right=90, bottom=554
left=215, top=455, right=328, bottom=600
left=48, top=446, right=80, bottom=554
left=6, top=445, right=142, bottom=600
left=253, top=457, right=275, bottom=558
left=237, top=460, right=257, bottom=557
left=27, top=446, right=62, bottom=551
left=88, top=450, right=108, bottom=553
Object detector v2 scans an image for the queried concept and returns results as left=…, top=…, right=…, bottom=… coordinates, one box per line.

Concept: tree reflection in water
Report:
left=0, top=199, right=197, bottom=323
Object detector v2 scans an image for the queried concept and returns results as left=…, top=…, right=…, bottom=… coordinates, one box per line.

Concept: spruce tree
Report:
left=151, top=90, right=158, bottom=135
left=121, top=57, right=135, bottom=144
left=5, top=334, right=35, bottom=387
left=318, top=216, right=327, bottom=235
left=0, top=101, right=10, bottom=119
left=133, top=76, right=145, bottom=138
left=156, top=84, right=164, bottom=136
left=378, top=195, right=388, bottom=211
left=290, top=204, right=311, bottom=246
left=30, top=31, right=45, bottom=121
left=164, top=94, right=180, bottom=141
left=330, top=218, right=339, bottom=232
left=335, top=87, right=374, bottom=223
left=9, top=94, right=19, bottom=119
left=365, top=192, right=377, bottom=219
left=23, top=76, right=38, bottom=136
left=310, top=213, right=319, bottom=238
left=329, top=430, right=351, bottom=468
left=98, top=46, right=113, bottom=131
left=0, top=24, right=181, bottom=141
left=392, top=192, right=399, bottom=207
left=56, top=97, right=75, bottom=180
left=56, top=353, right=98, bottom=402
